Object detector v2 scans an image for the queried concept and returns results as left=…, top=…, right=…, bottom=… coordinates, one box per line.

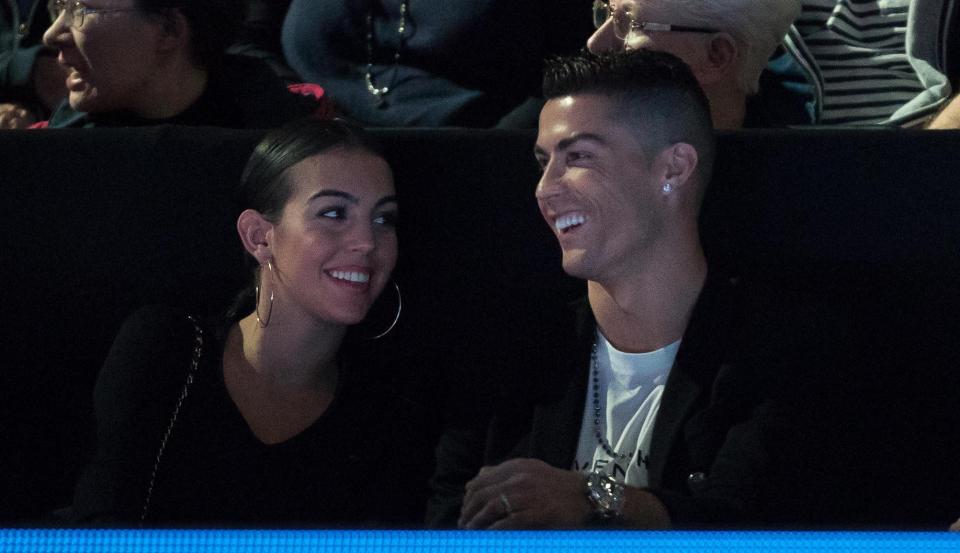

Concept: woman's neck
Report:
left=221, top=313, right=347, bottom=444
left=235, top=312, right=345, bottom=390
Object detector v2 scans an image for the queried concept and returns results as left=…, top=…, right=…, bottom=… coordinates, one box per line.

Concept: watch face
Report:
left=587, top=471, right=623, bottom=518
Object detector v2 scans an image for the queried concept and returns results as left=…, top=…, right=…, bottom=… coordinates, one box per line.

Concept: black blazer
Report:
left=428, top=275, right=813, bottom=527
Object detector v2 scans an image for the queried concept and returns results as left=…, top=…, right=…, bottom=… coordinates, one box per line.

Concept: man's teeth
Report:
left=555, top=213, right=586, bottom=232
left=330, top=271, right=370, bottom=283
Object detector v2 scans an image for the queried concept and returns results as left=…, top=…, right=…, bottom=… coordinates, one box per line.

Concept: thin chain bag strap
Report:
left=139, top=314, right=204, bottom=524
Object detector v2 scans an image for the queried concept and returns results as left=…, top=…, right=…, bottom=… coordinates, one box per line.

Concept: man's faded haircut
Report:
left=543, top=49, right=715, bottom=197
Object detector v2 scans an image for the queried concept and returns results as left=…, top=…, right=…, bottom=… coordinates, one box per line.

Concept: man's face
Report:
left=534, top=94, right=669, bottom=284
left=587, top=0, right=710, bottom=81
left=43, top=0, right=166, bottom=115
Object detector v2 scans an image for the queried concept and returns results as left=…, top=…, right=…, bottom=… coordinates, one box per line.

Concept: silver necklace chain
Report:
left=140, top=315, right=204, bottom=524
left=590, top=340, right=634, bottom=462
left=364, top=0, right=408, bottom=104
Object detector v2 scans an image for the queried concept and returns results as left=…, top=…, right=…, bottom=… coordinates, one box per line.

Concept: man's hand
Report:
left=950, top=517, right=960, bottom=531
left=0, top=103, right=38, bottom=129
left=458, top=458, right=592, bottom=529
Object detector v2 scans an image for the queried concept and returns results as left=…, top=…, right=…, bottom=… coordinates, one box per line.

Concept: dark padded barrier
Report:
left=2, top=127, right=959, bottom=526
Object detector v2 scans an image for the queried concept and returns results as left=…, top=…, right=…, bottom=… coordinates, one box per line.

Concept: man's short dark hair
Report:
left=543, top=50, right=715, bottom=195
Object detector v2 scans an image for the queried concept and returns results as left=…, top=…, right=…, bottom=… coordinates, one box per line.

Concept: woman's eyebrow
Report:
left=308, top=190, right=358, bottom=203
left=308, top=190, right=397, bottom=208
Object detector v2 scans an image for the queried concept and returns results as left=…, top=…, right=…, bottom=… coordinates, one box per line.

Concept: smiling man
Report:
left=428, top=50, right=810, bottom=529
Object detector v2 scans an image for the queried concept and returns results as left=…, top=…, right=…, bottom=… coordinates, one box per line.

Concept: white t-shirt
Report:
left=572, top=330, right=681, bottom=486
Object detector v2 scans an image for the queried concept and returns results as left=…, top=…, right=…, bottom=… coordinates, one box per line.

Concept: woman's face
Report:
left=43, top=0, right=166, bottom=114
left=267, top=148, right=398, bottom=327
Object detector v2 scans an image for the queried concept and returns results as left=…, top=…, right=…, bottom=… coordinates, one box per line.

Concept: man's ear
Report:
left=660, top=142, right=699, bottom=192
left=237, top=209, right=274, bottom=264
left=695, top=32, right=739, bottom=85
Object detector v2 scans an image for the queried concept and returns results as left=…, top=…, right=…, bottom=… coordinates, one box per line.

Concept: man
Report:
left=428, top=50, right=808, bottom=528
left=586, top=0, right=803, bottom=129
left=37, top=0, right=320, bottom=128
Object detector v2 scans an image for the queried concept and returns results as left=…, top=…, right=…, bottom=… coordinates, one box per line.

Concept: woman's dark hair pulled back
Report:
left=238, top=117, right=385, bottom=221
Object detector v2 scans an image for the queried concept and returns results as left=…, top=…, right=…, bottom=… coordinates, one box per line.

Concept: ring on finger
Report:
left=498, top=492, right=513, bottom=516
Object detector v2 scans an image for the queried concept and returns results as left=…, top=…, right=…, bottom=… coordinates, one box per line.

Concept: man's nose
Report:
left=586, top=18, right=624, bottom=54
left=43, top=10, right=71, bottom=49
left=535, top=164, right=564, bottom=200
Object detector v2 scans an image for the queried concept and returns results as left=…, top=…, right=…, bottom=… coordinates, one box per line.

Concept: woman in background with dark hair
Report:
left=69, top=118, right=433, bottom=526
left=36, top=0, right=324, bottom=128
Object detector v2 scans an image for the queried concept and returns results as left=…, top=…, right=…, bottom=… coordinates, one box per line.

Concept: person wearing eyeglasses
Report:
left=586, top=0, right=805, bottom=129
left=0, top=1, right=65, bottom=128
left=36, top=0, right=324, bottom=128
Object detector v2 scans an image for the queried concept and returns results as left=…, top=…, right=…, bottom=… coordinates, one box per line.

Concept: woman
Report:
left=69, top=118, right=433, bottom=526
left=37, top=0, right=323, bottom=128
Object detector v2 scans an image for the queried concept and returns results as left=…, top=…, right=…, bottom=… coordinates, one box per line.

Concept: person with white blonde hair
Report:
left=588, top=0, right=803, bottom=129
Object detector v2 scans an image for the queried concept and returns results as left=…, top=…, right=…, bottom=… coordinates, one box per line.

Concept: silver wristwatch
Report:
left=585, top=469, right=625, bottom=521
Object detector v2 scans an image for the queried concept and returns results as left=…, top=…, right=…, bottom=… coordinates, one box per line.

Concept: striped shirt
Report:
left=797, top=0, right=925, bottom=124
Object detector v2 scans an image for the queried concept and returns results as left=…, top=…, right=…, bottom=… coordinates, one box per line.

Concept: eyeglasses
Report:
left=592, top=0, right=720, bottom=40
left=47, top=0, right=143, bottom=28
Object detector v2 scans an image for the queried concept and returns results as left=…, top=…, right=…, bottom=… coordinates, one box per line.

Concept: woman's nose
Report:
left=348, top=223, right=376, bottom=253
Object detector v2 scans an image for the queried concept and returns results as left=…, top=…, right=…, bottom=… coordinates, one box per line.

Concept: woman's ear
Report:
left=237, top=209, right=274, bottom=263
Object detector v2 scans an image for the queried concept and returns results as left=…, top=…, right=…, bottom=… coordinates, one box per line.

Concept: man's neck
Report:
left=134, top=59, right=209, bottom=120
left=704, top=83, right=747, bottom=130
left=588, top=243, right=707, bottom=353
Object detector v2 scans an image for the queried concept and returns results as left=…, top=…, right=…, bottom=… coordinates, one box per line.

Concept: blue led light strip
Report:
left=1, top=529, right=959, bottom=552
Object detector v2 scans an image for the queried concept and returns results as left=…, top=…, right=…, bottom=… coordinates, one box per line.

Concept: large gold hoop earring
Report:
left=255, top=260, right=275, bottom=327
left=367, top=282, right=402, bottom=340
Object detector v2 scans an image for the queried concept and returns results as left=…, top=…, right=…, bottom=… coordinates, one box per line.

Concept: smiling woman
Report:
left=66, top=118, right=434, bottom=527
left=37, top=0, right=319, bottom=127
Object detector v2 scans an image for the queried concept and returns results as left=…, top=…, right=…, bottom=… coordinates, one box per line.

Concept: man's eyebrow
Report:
left=374, top=195, right=398, bottom=208
left=308, top=190, right=358, bottom=203
left=534, top=133, right=609, bottom=157
left=558, top=133, right=608, bottom=150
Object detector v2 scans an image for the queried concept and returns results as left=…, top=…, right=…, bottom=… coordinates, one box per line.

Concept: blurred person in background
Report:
left=36, top=0, right=325, bottom=128
left=0, top=0, right=64, bottom=128
left=231, top=0, right=593, bottom=128
left=777, top=0, right=958, bottom=128
left=587, top=0, right=803, bottom=129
